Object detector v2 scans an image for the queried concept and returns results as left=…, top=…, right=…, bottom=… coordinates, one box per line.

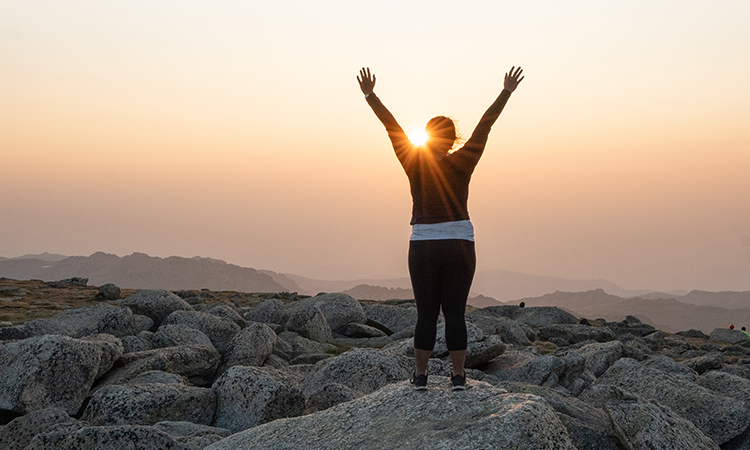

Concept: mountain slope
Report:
left=0, top=252, right=286, bottom=292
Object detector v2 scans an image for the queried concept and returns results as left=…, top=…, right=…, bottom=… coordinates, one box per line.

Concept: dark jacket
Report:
left=366, top=90, right=511, bottom=224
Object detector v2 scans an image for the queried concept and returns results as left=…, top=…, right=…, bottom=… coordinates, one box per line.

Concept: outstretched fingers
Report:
left=359, top=67, right=373, bottom=82
left=503, top=66, right=524, bottom=93
left=357, top=67, right=376, bottom=95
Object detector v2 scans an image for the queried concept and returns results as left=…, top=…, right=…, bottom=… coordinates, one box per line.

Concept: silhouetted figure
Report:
left=359, top=66, right=524, bottom=390
left=519, top=301, right=526, bottom=308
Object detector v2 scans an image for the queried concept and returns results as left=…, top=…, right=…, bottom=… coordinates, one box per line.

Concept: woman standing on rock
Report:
left=357, top=66, right=524, bottom=390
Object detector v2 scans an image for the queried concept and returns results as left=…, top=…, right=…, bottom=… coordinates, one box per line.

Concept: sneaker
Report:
left=410, top=372, right=427, bottom=391
left=451, top=372, right=466, bottom=391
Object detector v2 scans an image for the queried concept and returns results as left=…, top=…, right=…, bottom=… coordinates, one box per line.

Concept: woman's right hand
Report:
left=357, top=67, right=376, bottom=96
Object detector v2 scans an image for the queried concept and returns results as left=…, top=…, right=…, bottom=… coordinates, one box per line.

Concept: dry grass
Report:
left=0, top=278, right=128, bottom=325
left=0, top=278, right=269, bottom=326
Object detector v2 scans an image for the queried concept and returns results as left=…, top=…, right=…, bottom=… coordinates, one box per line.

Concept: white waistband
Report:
left=410, top=220, right=475, bottom=241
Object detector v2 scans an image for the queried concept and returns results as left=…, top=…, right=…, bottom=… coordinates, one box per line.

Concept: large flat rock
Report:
left=205, top=379, right=577, bottom=450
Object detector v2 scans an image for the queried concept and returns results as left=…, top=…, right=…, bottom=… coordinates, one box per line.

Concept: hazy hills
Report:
left=0, top=252, right=667, bottom=300
left=283, top=274, right=412, bottom=295
left=3, top=251, right=749, bottom=333
left=0, top=252, right=68, bottom=262
left=470, top=269, right=673, bottom=301
left=678, top=290, right=750, bottom=310
left=0, top=252, right=293, bottom=293
left=282, top=269, right=666, bottom=301
left=334, top=284, right=750, bottom=334
left=510, top=289, right=750, bottom=334
left=335, top=285, right=750, bottom=334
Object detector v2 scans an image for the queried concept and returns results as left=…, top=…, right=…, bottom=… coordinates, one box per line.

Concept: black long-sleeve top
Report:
left=366, top=90, right=512, bottom=225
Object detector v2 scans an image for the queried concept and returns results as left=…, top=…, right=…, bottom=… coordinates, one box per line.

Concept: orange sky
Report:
left=2, top=1, right=749, bottom=291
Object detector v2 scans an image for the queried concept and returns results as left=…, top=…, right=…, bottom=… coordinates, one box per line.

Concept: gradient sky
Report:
left=2, top=1, right=749, bottom=291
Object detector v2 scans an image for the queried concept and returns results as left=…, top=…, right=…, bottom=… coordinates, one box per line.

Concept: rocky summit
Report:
left=2, top=277, right=750, bottom=449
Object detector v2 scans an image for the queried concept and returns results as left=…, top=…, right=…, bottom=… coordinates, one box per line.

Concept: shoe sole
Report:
left=414, top=386, right=427, bottom=391
left=452, top=386, right=465, bottom=391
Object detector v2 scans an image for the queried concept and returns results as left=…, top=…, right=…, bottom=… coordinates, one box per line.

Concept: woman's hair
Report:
left=425, top=116, right=458, bottom=150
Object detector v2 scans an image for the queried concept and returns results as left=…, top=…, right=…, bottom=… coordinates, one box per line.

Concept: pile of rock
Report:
left=2, top=288, right=750, bottom=449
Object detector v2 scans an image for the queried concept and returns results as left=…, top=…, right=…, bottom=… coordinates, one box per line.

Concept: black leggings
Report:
left=409, top=239, right=476, bottom=352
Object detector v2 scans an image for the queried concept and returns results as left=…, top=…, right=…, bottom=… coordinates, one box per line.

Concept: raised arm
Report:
left=358, top=67, right=413, bottom=165
left=461, top=66, right=524, bottom=157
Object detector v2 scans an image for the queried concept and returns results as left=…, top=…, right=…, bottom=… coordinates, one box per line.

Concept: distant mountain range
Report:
left=281, top=269, right=679, bottom=301
left=0, top=252, right=69, bottom=262
left=0, top=252, right=292, bottom=293
left=470, top=269, right=679, bottom=301
left=7, top=252, right=658, bottom=301
left=281, top=274, right=412, bottom=295
left=2, top=252, right=748, bottom=333
left=510, top=289, right=750, bottom=334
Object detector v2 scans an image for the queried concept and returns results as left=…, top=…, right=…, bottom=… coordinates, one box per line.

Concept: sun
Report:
left=408, top=128, right=428, bottom=146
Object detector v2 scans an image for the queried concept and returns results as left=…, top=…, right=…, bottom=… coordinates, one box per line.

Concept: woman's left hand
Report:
left=358, top=67, right=376, bottom=96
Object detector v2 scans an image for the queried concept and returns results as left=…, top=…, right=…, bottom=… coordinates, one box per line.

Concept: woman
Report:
left=358, top=66, right=524, bottom=390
